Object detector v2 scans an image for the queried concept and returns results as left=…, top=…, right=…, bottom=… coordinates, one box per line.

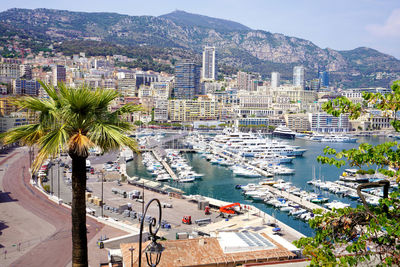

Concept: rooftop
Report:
left=121, top=232, right=296, bottom=267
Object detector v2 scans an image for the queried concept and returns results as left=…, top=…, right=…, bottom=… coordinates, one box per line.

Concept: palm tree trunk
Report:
left=70, top=153, right=88, bottom=267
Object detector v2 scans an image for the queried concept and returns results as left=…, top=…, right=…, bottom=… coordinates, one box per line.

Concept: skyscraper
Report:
left=293, top=66, right=305, bottom=88
left=202, top=46, right=217, bottom=81
left=319, top=71, right=329, bottom=87
left=174, top=61, right=201, bottom=99
left=271, top=72, right=280, bottom=88
left=53, top=65, right=66, bottom=86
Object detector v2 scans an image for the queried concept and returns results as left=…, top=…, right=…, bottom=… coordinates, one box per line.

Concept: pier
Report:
left=151, top=149, right=179, bottom=181
left=211, top=147, right=328, bottom=213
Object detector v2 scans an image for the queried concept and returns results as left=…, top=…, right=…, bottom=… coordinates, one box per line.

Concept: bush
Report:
left=43, top=184, right=50, bottom=193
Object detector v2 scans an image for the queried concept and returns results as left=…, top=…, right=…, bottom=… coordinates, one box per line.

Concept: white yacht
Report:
left=272, top=126, right=296, bottom=139
left=321, top=135, right=357, bottom=143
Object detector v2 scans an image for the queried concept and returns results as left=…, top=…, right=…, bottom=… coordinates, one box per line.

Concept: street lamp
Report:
left=138, top=198, right=164, bottom=267
left=98, top=170, right=105, bottom=217
left=129, top=247, right=134, bottom=267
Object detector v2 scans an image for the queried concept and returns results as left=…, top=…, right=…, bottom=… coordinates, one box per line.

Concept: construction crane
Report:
left=219, top=203, right=241, bottom=215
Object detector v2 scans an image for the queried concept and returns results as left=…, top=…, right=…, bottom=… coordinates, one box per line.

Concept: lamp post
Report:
left=129, top=247, right=134, bottom=267
left=51, top=160, right=53, bottom=195
left=138, top=198, right=164, bottom=267
left=101, top=170, right=104, bottom=218
left=57, top=160, right=60, bottom=199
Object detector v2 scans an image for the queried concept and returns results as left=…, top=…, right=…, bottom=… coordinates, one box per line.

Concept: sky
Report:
left=2, top=0, right=400, bottom=59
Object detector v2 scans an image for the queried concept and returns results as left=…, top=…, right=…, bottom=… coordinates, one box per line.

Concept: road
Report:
left=0, top=147, right=104, bottom=266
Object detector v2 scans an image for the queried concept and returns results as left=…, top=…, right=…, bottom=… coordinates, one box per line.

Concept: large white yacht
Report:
left=320, top=135, right=357, bottom=143
left=272, top=126, right=296, bottom=139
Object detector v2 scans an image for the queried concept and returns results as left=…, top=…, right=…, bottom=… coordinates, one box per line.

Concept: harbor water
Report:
left=126, top=135, right=391, bottom=237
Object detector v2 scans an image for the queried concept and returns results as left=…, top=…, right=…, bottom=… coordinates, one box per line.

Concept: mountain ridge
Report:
left=0, top=8, right=399, bottom=88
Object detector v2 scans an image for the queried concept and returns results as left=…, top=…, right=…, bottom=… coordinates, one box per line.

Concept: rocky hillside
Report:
left=0, top=8, right=399, bottom=88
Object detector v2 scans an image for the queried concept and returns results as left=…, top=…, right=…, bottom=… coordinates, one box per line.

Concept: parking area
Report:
left=86, top=181, right=224, bottom=239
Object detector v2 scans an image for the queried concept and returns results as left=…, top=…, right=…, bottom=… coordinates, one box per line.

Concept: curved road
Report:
left=1, top=148, right=104, bottom=266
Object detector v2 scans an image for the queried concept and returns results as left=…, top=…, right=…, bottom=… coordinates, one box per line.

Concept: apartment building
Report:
left=168, top=97, right=220, bottom=122
left=310, top=112, right=350, bottom=133
left=285, top=114, right=311, bottom=132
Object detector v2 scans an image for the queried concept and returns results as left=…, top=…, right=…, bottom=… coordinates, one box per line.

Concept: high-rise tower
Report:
left=174, top=61, right=201, bottom=99
left=271, top=72, right=280, bottom=88
left=202, top=46, right=217, bottom=81
left=293, top=66, right=305, bottom=88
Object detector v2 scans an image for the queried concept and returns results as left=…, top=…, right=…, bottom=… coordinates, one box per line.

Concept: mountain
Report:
left=159, top=10, right=250, bottom=32
left=0, top=8, right=399, bottom=88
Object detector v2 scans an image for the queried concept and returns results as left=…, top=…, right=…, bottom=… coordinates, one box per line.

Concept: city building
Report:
left=151, top=82, right=172, bottom=99
left=319, top=71, right=329, bottom=87
left=12, top=79, right=41, bottom=96
left=0, top=62, right=20, bottom=82
left=0, top=97, right=18, bottom=116
left=368, top=115, right=392, bottom=130
left=174, top=61, right=201, bottom=99
left=168, top=97, right=219, bottom=122
left=202, top=46, right=217, bottom=81
left=310, top=112, right=350, bottom=133
left=0, top=115, right=28, bottom=133
left=293, top=66, right=305, bottom=88
left=134, top=71, right=159, bottom=88
left=237, top=117, right=269, bottom=127
left=285, top=114, right=311, bottom=132
left=52, top=65, right=66, bottom=86
left=310, top=79, right=320, bottom=91
left=237, top=71, right=261, bottom=91
left=271, top=72, right=280, bottom=88
left=19, top=64, right=32, bottom=80
left=154, top=99, right=169, bottom=122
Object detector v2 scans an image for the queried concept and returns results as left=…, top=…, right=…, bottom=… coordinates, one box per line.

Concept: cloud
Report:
left=367, top=8, right=400, bottom=37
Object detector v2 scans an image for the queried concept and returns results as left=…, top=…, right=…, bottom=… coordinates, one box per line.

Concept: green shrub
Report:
left=43, top=184, right=50, bottom=193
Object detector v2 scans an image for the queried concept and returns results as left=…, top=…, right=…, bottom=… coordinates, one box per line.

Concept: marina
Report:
left=127, top=132, right=393, bottom=236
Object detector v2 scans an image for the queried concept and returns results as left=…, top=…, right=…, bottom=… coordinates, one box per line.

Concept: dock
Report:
left=263, top=184, right=328, bottom=212
left=212, top=147, right=328, bottom=213
left=151, top=149, right=179, bottom=181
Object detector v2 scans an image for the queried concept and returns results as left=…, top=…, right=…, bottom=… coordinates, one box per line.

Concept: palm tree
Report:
left=2, top=82, right=140, bottom=267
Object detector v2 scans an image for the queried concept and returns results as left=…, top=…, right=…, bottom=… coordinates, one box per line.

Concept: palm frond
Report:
left=13, top=96, right=56, bottom=113
left=88, top=122, right=138, bottom=153
left=2, top=123, right=45, bottom=146
left=94, top=89, right=120, bottom=111
left=112, top=103, right=143, bottom=116
left=39, top=81, right=58, bottom=101
left=31, top=124, right=68, bottom=171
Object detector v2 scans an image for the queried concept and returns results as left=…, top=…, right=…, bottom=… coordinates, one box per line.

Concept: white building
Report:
left=310, top=112, right=350, bottom=133
left=202, top=46, right=217, bottom=81
left=293, top=66, right=305, bottom=88
left=154, top=99, right=169, bottom=122
left=271, top=72, right=280, bottom=88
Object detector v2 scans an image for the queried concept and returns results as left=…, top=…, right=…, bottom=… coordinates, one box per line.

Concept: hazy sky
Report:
left=2, top=0, right=400, bottom=58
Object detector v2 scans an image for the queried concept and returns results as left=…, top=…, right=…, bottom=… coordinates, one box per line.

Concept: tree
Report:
left=294, top=81, right=400, bottom=266
left=2, top=82, right=140, bottom=267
